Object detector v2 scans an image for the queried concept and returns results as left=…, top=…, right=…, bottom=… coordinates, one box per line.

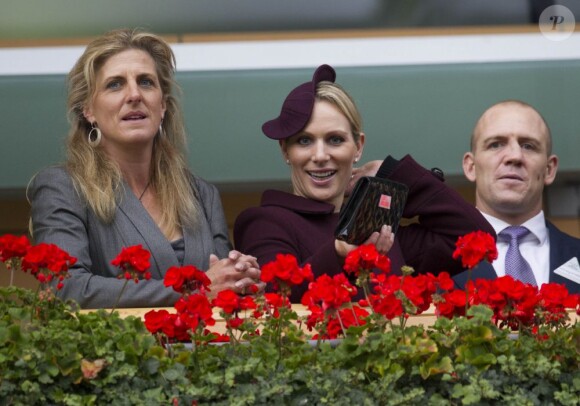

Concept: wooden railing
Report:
left=83, top=305, right=579, bottom=335
left=0, top=25, right=543, bottom=48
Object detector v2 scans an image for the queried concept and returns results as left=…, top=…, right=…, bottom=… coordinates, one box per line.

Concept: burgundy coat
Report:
left=234, top=155, right=495, bottom=302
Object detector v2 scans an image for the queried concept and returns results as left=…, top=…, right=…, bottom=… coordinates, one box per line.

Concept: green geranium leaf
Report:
left=163, top=364, right=185, bottom=381
left=419, top=355, right=453, bottom=379
left=142, top=357, right=160, bottom=375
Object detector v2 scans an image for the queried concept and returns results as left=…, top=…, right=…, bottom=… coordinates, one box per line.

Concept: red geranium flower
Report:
left=435, top=289, right=469, bottom=319
left=538, top=283, right=578, bottom=311
left=301, top=273, right=356, bottom=311
left=144, top=309, right=172, bottom=334
left=175, top=294, right=216, bottom=327
left=0, top=234, right=31, bottom=263
left=227, top=317, right=244, bottom=329
left=436, top=272, right=455, bottom=291
left=343, top=244, right=391, bottom=276
left=263, top=293, right=291, bottom=318
left=22, top=243, right=77, bottom=274
left=146, top=294, right=217, bottom=343
left=452, top=231, right=498, bottom=269
left=21, top=243, right=76, bottom=289
left=239, top=295, right=257, bottom=311
left=324, top=305, right=369, bottom=339
left=163, top=313, right=190, bottom=341
left=305, top=304, right=325, bottom=331
left=373, top=292, right=404, bottom=320
left=212, top=289, right=241, bottom=314
left=469, top=276, right=540, bottom=330
left=164, top=265, right=211, bottom=295
left=399, top=274, right=438, bottom=313
left=164, top=267, right=185, bottom=291
left=210, top=333, right=230, bottom=343
left=111, top=245, right=151, bottom=282
left=261, top=253, right=314, bottom=295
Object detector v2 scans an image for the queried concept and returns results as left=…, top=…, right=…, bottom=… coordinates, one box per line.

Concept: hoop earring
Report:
left=88, top=123, right=101, bottom=147
left=158, top=118, right=164, bottom=138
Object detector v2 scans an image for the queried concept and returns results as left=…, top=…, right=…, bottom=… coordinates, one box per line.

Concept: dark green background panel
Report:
left=1, top=60, right=579, bottom=190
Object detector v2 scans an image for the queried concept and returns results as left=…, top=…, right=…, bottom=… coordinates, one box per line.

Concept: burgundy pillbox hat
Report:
left=262, top=64, right=336, bottom=140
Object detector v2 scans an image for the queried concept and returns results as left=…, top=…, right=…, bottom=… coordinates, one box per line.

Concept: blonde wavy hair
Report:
left=66, top=28, right=199, bottom=236
left=316, top=81, right=363, bottom=142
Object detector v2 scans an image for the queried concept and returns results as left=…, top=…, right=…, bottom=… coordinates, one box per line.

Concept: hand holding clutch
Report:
left=335, top=177, right=409, bottom=246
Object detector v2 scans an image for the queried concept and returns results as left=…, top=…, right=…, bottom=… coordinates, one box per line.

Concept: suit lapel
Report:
left=547, top=222, right=580, bottom=293
left=453, top=261, right=497, bottom=289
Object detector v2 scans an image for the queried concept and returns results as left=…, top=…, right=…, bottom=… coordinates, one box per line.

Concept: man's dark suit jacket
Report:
left=454, top=221, right=580, bottom=294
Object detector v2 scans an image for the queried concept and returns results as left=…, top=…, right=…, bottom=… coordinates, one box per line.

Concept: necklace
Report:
left=138, top=180, right=151, bottom=201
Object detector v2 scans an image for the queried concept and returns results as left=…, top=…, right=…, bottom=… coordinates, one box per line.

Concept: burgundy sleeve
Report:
left=383, top=155, right=496, bottom=275
left=234, top=207, right=344, bottom=302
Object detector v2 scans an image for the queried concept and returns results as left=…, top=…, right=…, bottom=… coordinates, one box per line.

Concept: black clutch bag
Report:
left=335, top=176, right=409, bottom=245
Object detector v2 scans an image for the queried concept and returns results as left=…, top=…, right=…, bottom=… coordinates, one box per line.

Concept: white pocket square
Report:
left=554, top=257, right=580, bottom=285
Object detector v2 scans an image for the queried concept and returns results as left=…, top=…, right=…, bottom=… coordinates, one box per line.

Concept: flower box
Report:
left=2, top=232, right=579, bottom=404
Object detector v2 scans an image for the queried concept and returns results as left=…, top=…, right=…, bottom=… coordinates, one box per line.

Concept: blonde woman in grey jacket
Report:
left=29, top=29, right=261, bottom=309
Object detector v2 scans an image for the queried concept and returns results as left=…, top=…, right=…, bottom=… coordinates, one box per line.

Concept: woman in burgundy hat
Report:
left=234, top=64, right=494, bottom=303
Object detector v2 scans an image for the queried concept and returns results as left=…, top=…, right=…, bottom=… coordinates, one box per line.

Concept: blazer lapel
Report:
left=182, top=223, right=210, bottom=271
left=116, top=183, right=178, bottom=279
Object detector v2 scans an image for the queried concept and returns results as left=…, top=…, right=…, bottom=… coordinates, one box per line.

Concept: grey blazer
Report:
left=29, top=166, right=231, bottom=309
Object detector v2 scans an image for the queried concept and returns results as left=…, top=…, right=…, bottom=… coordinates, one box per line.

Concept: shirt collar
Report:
left=481, top=211, right=547, bottom=244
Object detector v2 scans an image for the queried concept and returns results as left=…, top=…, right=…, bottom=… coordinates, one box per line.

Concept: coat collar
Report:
left=261, top=189, right=336, bottom=214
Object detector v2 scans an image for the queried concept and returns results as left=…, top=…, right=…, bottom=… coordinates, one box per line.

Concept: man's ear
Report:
left=544, top=154, right=559, bottom=186
left=462, top=152, right=476, bottom=182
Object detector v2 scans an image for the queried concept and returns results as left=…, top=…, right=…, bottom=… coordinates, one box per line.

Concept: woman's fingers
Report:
left=362, top=225, right=393, bottom=254
left=206, top=253, right=262, bottom=296
left=375, top=225, right=394, bottom=254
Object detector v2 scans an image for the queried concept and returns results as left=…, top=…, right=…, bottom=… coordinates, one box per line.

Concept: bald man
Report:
left=454, top=100, right=580, bottom=293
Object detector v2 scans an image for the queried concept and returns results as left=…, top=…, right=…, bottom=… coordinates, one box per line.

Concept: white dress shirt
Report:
left=481, top=211, right=550, bottom=287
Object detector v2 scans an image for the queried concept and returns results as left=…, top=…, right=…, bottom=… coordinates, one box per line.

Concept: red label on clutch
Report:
left=379, top=194, right=391, bottom=209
